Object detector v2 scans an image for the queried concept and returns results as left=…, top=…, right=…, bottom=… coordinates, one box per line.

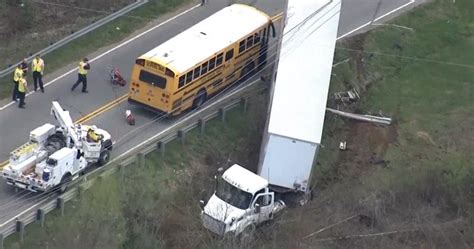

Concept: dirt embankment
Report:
left=0, top=0, right=133, bottom=67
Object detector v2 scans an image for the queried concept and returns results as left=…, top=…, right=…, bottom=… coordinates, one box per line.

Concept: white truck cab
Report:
left=201, top=164, right=285, bottom=236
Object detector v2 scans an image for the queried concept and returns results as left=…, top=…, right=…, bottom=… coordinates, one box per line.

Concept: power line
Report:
left=0, top=2, right=330, bottom=211
left=30, top=0, right=474, bottom=71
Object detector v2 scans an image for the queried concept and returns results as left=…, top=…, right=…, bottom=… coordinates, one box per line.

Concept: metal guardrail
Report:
left=0, top=0, right=148, bottom=78
left=0, top=80, right=264, bottom=246
left=326, top=108, right=392, bottom=125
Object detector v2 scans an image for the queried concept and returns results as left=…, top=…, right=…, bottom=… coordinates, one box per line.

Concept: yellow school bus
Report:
left=128, top=4, right=275, bottom=115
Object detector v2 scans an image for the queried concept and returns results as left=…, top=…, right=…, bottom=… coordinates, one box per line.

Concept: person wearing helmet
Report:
left=87, top=127, right=102, bottom=142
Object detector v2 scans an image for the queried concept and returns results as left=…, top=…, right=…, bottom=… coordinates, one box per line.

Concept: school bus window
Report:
left=225, top=49, right=233, bottom=61
left=254, top=32, right=260, bottom=44
left=186, top=71, right=193, bottom=84
left=239, top=40, right=245, bottom=53
left=209, top=57, right=216, bottom=71
left=193, top=67, right=201, bottom=79
left=139, top=70, right=167, bottom=89
left=178, top=75, right=185, bottom=88
left=216, top=53, right=223, bottom=66
left=246, top=36, right=254, bottom=48
left=201, top=61, right=208, bottom=75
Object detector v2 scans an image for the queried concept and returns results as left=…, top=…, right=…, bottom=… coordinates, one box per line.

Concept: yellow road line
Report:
left=75, top=94, right=128, bottom=124
left=0, top=160, right=8, bottom=169
left=0, top=94, right=129, bottom=169
left=271, top=12, right=284, bottom=22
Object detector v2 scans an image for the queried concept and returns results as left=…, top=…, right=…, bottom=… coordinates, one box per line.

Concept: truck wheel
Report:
left=98, top=150, right=110, bottom=166
left=59, top=174, right=72, bottom=194
left=103, top=139, right=113, bottom=151
left=192, top=89, right=207, bottom=109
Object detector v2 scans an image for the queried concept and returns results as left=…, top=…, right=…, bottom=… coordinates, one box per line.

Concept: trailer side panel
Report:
left=259, top=133, right=317, bottom=191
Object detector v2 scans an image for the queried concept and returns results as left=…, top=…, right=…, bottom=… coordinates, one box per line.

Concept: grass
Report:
left=310, top=0, right=474, bottom=247
left=0, top=0, right=194, bottom=99
left=319, top=0, right=474, bottom=182
left=5, top=94, right=267, bottom=249
left=4, top=0, right=474, bottom=248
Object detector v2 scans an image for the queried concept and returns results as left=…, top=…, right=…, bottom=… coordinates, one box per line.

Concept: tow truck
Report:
left=1, top=101, right=112, bottom=193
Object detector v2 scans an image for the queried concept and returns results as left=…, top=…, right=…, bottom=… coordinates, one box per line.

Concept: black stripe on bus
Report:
left=182, top=93, right=196, bottom=105
left=174, top=65, right=224, bottom=95
left=173, top=61, right=246, bottom=99
left=211, top=79, right=224, bottom=88
left=234, top=45, right=260, bottom=60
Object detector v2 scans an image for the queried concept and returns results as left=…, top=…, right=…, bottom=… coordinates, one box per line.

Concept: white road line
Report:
left=0, top=77, right=256, bottom=228
left=0, top=3, right=201, bottom=111
left=0, top=4, right=202, bottom=227
left=109, top=79, right=261, bottom=167
left=337, top=0, right=415, bottom=40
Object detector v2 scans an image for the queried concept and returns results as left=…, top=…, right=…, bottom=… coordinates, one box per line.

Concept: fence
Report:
left=0, top=0, right=149, bottom=78
left=0, top=78, right=265, bottom=247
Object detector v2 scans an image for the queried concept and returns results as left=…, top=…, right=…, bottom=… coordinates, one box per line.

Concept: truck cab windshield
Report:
left=215, top=177, right=252, bottom=210
left=46, top=158, right=57, bottom=166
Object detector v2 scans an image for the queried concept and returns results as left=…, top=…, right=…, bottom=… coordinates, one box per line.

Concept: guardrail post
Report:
left=119, top=164, right=126, bottom=180
left=0, top=233, right=4, bottom=249
left=16, top=220, right=25, bottom=241
left=178, top=130, right=186, bottom=145
left=37, top=208, right=46, bottom=227
left=198, top=118, right=206, bottom=134
left=57, top=197, right=65, bottom=216
left=137, top=152, right=145, bottom=167
left=219, top=108, right=226, bottom=122
left=157, top=141, right=166, bottom=156
left=241, top=97, right=248, bottom=113
left=77, top=185, right=85, bottom=199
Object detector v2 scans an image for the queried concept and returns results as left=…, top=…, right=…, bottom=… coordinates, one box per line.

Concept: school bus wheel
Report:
left=193, top=89, right=207, bottom=109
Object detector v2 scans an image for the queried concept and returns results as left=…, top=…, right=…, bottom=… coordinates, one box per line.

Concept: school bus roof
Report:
left=139, top=4, right=270, bottom=74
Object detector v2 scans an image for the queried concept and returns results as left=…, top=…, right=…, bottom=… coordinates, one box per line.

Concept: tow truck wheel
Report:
left=103, top=139, right=113, bottom=151
left=59, top=174, right=72, bottom=194
left=98, top=150, right=110, bottom=166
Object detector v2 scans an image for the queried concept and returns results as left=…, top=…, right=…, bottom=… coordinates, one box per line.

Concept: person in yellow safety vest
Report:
left=32, top=54, right=45, bottom=92
left=71, top=58, right=90, bottom=93
left=12, top=64, right=24, bottom=102
left=19, top=58, right=28, bottom=76
left=17, top=78, right=28, bottom=109
left=87, top=128, right=102, bottom=142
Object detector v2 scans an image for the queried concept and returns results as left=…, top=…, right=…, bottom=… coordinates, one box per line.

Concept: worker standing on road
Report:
left=32, top=54, right=45, bottom=92
left=20, top=58, right=28, bottom=76
left=12, top=64, right=23, bottom=101
left=71, top=58, right=90, bottom=93
left=17, top=77, right=28, bottom=109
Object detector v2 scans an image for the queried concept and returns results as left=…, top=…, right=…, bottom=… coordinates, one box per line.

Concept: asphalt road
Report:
left=0, top=0, right=413, bottom=226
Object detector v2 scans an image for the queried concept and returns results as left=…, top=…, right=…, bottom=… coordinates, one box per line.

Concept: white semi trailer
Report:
left=201, top=0, right=341, bottom=236
left=1, top=101, right=112, bottom=193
